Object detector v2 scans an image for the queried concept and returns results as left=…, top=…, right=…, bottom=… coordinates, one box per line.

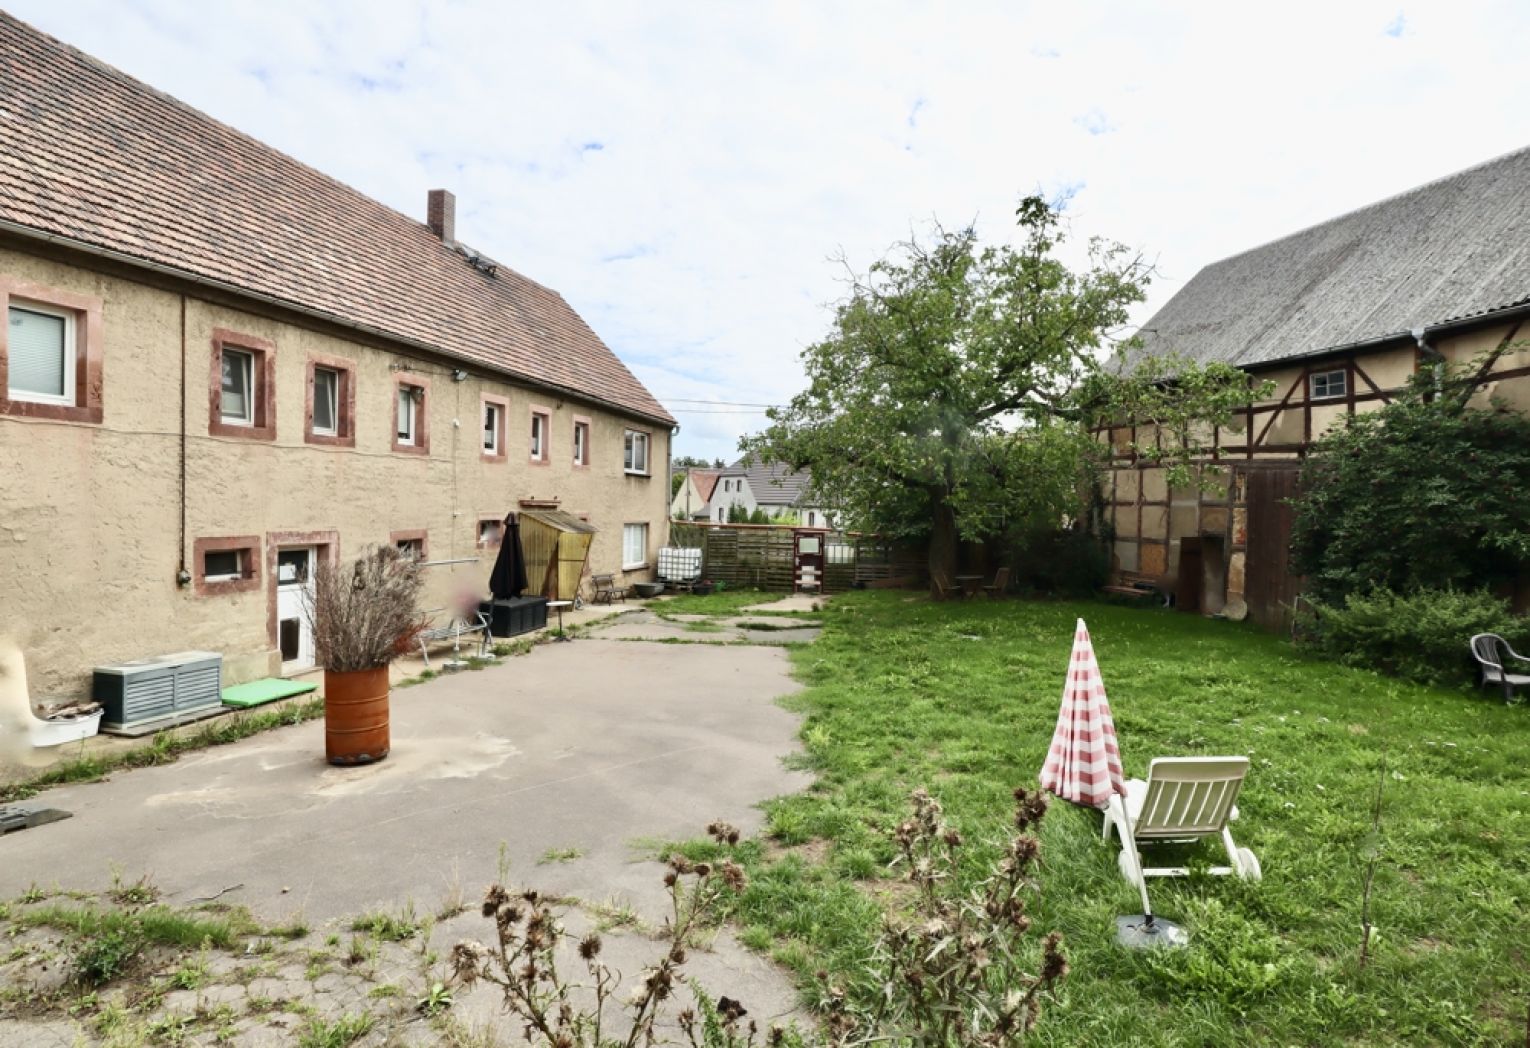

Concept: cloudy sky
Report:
left=12, top=1, right=1529, bottom=462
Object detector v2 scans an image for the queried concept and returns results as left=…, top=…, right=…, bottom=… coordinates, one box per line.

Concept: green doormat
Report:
left=221, top=678, right=318, bottom=708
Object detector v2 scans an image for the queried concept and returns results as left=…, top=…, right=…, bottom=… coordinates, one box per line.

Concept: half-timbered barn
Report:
left=1103, top=147, right=1530, bottom=629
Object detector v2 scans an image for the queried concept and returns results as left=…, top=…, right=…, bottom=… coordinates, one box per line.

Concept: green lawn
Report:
left=701, top=592, right=1529, bottom=1045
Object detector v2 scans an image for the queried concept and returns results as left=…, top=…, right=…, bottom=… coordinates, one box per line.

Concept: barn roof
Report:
left=1130, top=146, right=1530, bottom=371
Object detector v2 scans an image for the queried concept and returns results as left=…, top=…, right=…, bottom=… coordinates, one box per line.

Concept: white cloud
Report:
left=10, top=0, right=1529, bottom=462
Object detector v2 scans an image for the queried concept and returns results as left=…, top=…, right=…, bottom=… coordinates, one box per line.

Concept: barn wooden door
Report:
left=1244, top=467, right=1302, bottom=632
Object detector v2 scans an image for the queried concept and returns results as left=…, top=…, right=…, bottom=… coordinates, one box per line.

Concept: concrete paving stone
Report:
left=0, top=1018, right=82, bottom=1047
left=740, top=594, right=828, bottom=614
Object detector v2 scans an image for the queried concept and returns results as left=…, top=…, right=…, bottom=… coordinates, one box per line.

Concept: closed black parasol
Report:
left=489, top=513, right=530, bottom=599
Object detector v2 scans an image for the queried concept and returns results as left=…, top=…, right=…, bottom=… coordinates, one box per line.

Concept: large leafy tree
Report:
left=744, top=197, right=1248, bottom=585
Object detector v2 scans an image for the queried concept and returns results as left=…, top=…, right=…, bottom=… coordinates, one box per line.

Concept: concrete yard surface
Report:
left=0, top=636, right=814, bottom=1042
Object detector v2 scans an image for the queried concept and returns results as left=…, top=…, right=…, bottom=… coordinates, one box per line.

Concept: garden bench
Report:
left=1469, top=633, right=1530, bottom=702
left=1102, top=571, right=1168, bottom=605
left=417, top=609, right=492, bottom=669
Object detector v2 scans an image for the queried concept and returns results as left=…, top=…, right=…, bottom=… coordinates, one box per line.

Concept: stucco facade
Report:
left=1102, top=320, right=1530, bottom=623
left=0, top=239, right=671, bottom=696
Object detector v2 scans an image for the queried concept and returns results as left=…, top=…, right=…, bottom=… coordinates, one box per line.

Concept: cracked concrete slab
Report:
left=588, top=611, right=822, bottom=646
left=0, top=637, right=811, bottom=945
left=0, top=635, right=818, bottom=1041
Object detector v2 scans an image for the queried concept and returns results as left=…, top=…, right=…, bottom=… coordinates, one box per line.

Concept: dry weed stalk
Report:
left=817, top=786, right=1066, bottom=1047
left=452, top=822, right=765, bottom=1047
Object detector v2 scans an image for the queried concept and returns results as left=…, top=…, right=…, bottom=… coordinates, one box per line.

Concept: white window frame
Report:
left=1309, top=368, right=1348, bottom=401
left=530, top=412, right=546, bottom=460
left=203, top=548, right=246, bottom=583
left=622, top=522, right=649, bottom=569
left=573, top=421, right=588, bottom=466
left=6, top=300, right=76, bottom=406
left=312, top=366, right=340, bottom=437
left=623, top=429, right=650, bottom=475
left=478, top=518, right=503, bottom=547
left=397, top=538, right=424, bottom=562
left=397, top=386, right=418, bottom=445
left=220, top=346, right=256, bottom=426
left=483, top=401, right=502, bottom=454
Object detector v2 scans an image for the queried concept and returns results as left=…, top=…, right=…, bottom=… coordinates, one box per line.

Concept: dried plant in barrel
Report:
left=306, top=546, right=424, bottom=765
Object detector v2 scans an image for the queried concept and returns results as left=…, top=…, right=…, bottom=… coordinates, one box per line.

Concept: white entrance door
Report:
left=276, top=547, right=317, bottom=672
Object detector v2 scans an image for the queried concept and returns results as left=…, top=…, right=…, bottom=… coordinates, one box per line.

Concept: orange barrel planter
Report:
left=323, top=666, right=390, bottom=765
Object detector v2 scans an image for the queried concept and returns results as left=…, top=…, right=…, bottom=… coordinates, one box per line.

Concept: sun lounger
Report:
left=1104, top=756, right=1261, bottom=885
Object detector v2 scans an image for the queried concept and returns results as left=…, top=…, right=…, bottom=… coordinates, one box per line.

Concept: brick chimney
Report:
left=427, top=189, right=455, bottom=244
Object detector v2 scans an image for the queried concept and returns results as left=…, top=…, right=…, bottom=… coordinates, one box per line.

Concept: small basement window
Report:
left=478, top=518, right=504, bottom=548
left=194, top=535, right=261, bottom=596
left=204, top=548, right=246, bottom=582
left=397, top=538, right=424, bottom=561
left=1309, top=368, right=1347, bottom=401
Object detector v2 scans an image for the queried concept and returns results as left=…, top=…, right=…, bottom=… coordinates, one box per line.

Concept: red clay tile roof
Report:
left=689, top=469, right=721, bottom=504
left=0, top=13, right=674, bottom=426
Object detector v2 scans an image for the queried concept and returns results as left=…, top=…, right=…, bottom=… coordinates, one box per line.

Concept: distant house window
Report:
left=573, top=419, right=590, bottom=466
left=622, top=523, right=649, bottom=569
left=312, top=367, right=340, bottom=436
left=1309, top=368, right=1347, bottom=401
left=807, top=511, right=816, bottom=527
left=6, top=302, right=73, bottom=405
left=624, top=429, right=650, bottom=475
left=483, top=401, right=502, bottom=454
left=478, top=518, right=504, bottom=549
left=716, top=507, right=725, bottom=522
left=530, top=408, right=551, bottom=463
left=1, top=278, right=102, bottom=424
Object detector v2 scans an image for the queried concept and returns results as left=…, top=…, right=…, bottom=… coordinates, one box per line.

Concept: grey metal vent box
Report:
left=93, top=651, right=223, bottom=731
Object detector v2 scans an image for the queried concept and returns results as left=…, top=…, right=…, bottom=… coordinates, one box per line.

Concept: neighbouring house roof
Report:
left=733, top=456, right=812, bottom=506
left=1129, top=146, right=1530, bottom=372
left=688, top=470, right=722, bottom=504
left=0, top=13, right=674, bottom=426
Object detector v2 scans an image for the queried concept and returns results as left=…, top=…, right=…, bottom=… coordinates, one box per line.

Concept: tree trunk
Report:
left=928, top=498, right=959, bottom=598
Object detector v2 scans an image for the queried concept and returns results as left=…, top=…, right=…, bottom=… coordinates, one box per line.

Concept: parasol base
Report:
left=1115, top=914, right=1188, bottom=949
left=441, top=659, right=471, bottom=673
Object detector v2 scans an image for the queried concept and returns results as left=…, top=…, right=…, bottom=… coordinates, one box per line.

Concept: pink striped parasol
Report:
left=1039, top=618, right=1126, bottom=809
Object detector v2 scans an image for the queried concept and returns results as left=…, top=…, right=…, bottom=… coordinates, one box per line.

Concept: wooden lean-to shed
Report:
left=518, top=508, right=598, bottom=600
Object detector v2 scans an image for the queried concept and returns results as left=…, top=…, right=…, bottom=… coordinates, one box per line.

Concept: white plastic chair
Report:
left=1104, top=756, right=1261, bottom=886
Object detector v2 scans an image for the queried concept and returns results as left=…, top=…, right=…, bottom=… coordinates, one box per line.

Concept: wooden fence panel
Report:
left=665, top=523, right=923, bottom=593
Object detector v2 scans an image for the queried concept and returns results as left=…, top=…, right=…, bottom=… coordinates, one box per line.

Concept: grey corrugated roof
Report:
left=731, top=456, right=812, bottom=506
left=1129, top=146, right=1530, bottom=371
